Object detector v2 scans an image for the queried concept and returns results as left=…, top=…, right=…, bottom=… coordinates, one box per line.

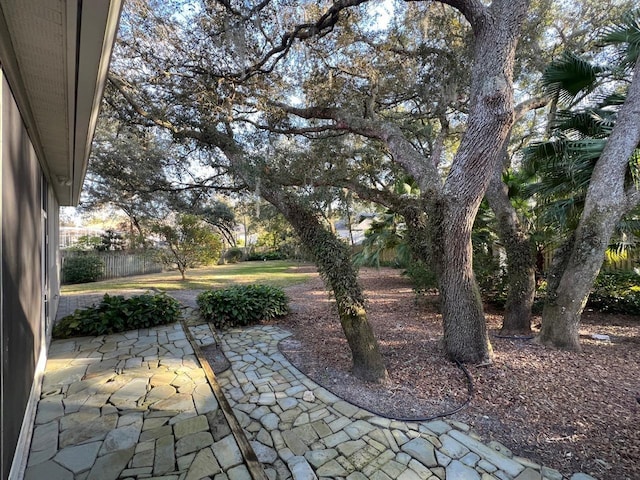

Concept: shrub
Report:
left=247, top=251, right=286, bottom=261
left=53, top=293, right=182, bottom=338
left=403, top=262, right=438, bottom=296
left=197, top=284, right=288, bottom=329
left=587, top=271, right=640, bottom=315
left=222, top=247, right=244, bottom=264
left=62, top=255, right=104, bottom=284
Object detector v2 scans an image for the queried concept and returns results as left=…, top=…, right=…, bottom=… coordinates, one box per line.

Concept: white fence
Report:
left=61, top=251, right=163, bottom=282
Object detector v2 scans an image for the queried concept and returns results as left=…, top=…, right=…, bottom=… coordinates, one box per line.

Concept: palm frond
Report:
left=628, top=148, right=640, bottom=188
left=554, top=109, right=615, bottom=138
left=542, top=52, right=603, bottom=106
left=599, top=9, right=640, bottom=66
left=597, top=92, right=627, bottom=107
left=616, top=217, right=640, bottom=238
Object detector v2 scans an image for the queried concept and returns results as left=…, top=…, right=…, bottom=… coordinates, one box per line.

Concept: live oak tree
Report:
left=109, top=0, right=528, bottom=364
left=103, top=0, right=638, bottom=366
left=105, top=0, right=390, bottom=381
left=483, top=0, right=638, bottom=335
left=227, top=150, right=390, bottom=382
left=259, top=183, right=388, bottom=382
left=264, top=0, right=531, bottom=363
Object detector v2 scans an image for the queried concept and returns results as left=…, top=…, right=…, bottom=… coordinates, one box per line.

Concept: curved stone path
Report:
left=22, top=293, right=598, bottom=480
left=212, top=325, right=584, bottom=480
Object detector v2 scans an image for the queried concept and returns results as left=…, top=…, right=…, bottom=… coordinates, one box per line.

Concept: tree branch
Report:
left=514, top=96, right=550, bottom=122
left=405, top=0, right=486, bottom=29
left=273, top=102, right=442, bottom=193
left=229, top=0, right=370, bottom=80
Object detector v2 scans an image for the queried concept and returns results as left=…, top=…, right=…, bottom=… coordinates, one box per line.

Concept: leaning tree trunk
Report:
left=263, top=189, right=388, bottom=382
left=485, top=163, right=535, bottom=335
left=539, top=214, right=618, bottom=349
left=539, top=59, right=640, bottom=349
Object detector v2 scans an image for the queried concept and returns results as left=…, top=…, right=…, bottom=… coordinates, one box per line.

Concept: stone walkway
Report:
left=25, top=320, right=249, bottom=480
left=215, top=325, right=585, bottom=480
left=23, top=293, right=598, bottom=480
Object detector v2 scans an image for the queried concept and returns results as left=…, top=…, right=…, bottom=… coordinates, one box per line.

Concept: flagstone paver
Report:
left=214, top=324, right=598, bottom=480
left=25, top=321, right=247, bottom=480
left=24, top=293, right=600, bottom=480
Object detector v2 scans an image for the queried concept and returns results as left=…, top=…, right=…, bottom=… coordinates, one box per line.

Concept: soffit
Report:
left=0, top=0, right=122, bottom=205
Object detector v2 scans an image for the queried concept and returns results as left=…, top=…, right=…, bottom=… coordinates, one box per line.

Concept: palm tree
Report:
left=529, top=9, right=640, bottom=349
left=523, top=40, right=640, bottom=258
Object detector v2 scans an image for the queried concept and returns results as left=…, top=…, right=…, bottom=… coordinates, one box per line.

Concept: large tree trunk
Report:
left=431, top=0, right=529, bottom=362
left=263, top=188, right=388, bottom=382
left=401, top=197, right=491, bottom=361
left=485, top=162, right=535, bottom=335
left=429, top=197, right=493, bottom=363
left=539, top=215, right=616, bottom=349
left=271, top=0, right=530, bottom=364
left=539, top=59, right=640, bottom=349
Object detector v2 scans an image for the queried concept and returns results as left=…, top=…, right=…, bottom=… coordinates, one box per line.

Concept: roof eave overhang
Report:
left=70, top=0, right=122, bottom=206
left=0, top=0, right=122, bottom=206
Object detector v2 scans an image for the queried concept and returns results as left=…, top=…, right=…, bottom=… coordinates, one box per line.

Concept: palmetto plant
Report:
left=523, top=10, right=640, bottom=250
left=352, top=211, right=412, bottom=268
left=352, top=177, right=419, bottom=268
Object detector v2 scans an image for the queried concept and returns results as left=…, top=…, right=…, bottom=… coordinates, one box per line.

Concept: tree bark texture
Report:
left=539, top=59, right=640, bottom=349
left=261, top=188, right=389, bottom=382
left=433, top=0, right=530, bottom=362
left=428, top=196, right=493, bottom=363
left=485, top=162, right=535, bottom=334
left=275, top=0, right=530, bottom=363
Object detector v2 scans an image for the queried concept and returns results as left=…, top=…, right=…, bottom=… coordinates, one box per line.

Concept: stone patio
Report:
left=22, top=293, right=598, bottom=480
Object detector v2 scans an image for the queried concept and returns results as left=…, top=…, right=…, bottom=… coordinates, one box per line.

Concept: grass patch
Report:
left=61, top=260, right=315, bottom=294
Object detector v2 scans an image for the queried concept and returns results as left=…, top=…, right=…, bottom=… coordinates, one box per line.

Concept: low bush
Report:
left=403, top=262, right=438, bottom=295
left=588, top=271, right=640, bottom=315
left=62, top=255, right=104, bottom=284
left=197, top=284, right=288, bottom=329
left=53, top=293, right=182, bottom=338
left=222, top=247, right=244, bottom=263
left=247, top=251, right=286, bottom=261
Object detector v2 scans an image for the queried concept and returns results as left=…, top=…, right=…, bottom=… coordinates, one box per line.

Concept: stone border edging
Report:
left=182, top=319, right=270, bottom=480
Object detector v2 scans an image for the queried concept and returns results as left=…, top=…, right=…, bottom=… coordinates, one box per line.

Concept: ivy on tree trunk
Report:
left=485, top=163, right=535, bottom=335
left=262, top=187, right=388, bottom=382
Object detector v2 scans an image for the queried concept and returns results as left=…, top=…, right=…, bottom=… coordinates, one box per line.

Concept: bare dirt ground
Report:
left=274, top=266, right=640, bottom=480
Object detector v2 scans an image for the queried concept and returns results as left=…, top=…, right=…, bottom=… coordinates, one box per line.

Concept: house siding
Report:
left=0, top=73, right=56, bottom=480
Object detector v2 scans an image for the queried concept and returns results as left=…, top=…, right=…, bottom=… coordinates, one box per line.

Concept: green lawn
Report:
left=61, top=260, right=316, bottom=294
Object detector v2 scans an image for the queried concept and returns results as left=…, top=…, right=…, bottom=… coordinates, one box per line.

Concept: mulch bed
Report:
left=274, top=266, right=640, bottom=480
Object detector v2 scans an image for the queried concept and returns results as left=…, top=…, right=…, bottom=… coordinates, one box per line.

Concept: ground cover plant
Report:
left=197, top=284, right=288, bottom=329
left=588, top=270, right=640, bottom=315
left=53, top=292, right=181, bottom=338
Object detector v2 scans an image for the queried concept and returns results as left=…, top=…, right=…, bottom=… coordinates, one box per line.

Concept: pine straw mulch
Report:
left=271, top=266, right=640, bottom=480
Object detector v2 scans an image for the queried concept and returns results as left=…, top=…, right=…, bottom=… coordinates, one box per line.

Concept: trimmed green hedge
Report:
left=62, top=255, right=104, bottom=284
left=53, top=293, right=182, bottom=338
left=197, top=284, right=288, bottom=329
